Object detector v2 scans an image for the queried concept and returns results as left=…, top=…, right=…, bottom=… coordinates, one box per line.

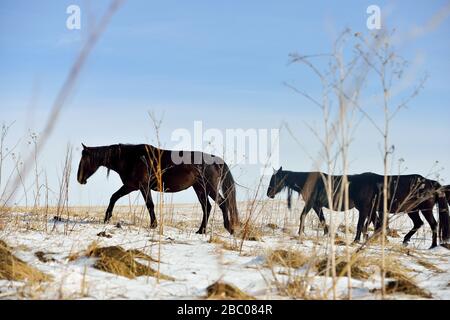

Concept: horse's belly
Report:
left=155, top=166, right=198, bottom=192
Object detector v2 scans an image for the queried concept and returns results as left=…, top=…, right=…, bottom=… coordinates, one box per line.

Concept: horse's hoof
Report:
left=150, top=222, right=158, bottom=229
left=196, top=229, right=206, bottom=235
left=402, top=241, right=409, bottom=247
left=429, top=244, right=438, bottom=250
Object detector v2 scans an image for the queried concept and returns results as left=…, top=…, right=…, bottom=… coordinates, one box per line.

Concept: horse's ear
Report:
left=278, top=166, right=283, bottom=172
left=82, top=143, right=91, bottom=154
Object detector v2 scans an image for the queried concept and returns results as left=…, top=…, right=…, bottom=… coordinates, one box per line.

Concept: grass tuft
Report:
left=0, top=240, right=49, bottom=282
left=316, top=256, right=370, bottom=280
left=266, top=249, right=308, bottom=269
left=205, top=281, right=255, bottom=300
left=81, top=242, right=172, bottom=280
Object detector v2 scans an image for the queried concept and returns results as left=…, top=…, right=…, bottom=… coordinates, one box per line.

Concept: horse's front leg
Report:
left=141, top=188, right=157, bottom=229
left=105, top=185, right=135, bottom=223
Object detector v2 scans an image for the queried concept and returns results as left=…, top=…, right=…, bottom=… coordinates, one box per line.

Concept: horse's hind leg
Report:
left=354, top=206, right=370, bottom=243
left=403, top=211, right=423, bottom=246
left=363, top=209, right=378, bottom=241
left=208, top=188, right=232, bottom=234
left=193, top=183, right=212, bottom=234
left=140, top=188, right=157, bottom=229
left=421, top=207, right=438, bottom=249
left=105, top=185, right=134, bottom=223
left=314, top=206, right=328, bottom=235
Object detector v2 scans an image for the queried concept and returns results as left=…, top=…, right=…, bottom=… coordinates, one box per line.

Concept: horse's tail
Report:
left=287, top=188, right=293, bottom=210
left=434, top=182, right=450, bottom=243
left=221, top=163, right=239, bottom=230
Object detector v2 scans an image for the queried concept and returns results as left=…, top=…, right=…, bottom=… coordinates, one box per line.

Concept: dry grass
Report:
left=279, top=277, right=312, bottom=299
left=266, top=223, right=278, bottom=230
left=363, top=256, right=432, bottom=298
left=416, top=259, right=444, bottom=274
left=205, top=281, right=255, bottom=300
left=387, top=229, right=401, bottom=238
left=266, top=249, right=308, bottom=269
left=384, top=279, right=432, bottom=298
left=338, top=224, right=355, bottom=234
left=333, top=236, right=348, bottom=246
left=237, top=224, right=262, bottom=242
left=209, top=236, right=239, bottom=251
left=81, top=242, right=173, bottom=280
left=316, top=256, right=370, bottom=280
left=0, top=240, right=49, bottom=282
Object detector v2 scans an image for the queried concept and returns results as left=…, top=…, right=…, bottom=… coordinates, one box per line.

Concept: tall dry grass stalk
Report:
left=287, top=29, right=374, bottom=299
left=3, top=0, right=124, bottom=208
left=353, top=30, right=426, bottom=298
left=52, top=145, right=73, bottom=234
left=284, top=25, right=429, bottom=299
left=148, top=111, right=166, bottom=283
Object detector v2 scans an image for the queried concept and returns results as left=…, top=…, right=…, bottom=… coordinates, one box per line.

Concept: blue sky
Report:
left=1, top=1, right=449, bottom=206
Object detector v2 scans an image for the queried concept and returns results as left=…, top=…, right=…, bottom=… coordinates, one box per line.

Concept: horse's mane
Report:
left=89, top=144, right=124, bottom=178
left=89, top=144, right=155, bottom=178
left=279, top=171, right=303, bottom=210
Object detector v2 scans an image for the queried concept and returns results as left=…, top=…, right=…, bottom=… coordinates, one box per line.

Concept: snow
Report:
left=0, top=200, right=449, bottom=300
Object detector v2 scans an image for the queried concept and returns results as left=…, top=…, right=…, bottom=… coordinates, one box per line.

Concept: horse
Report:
left=267, top=168, right=450, bottom=248
left=349, top=173, right=449, bottom=248
left=266, top=167, right=379, bottom=237
left=77, top=143, right=239, bottom=234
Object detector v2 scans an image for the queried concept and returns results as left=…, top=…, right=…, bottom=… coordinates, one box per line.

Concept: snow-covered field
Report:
left=0, top=199, right=449, bottom=300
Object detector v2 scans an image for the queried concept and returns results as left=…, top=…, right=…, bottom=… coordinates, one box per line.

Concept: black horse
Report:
left=77, top=143, right=239, bottom=234
left=267, top=168, right=380, bottom=237
left=267, top=168, right=449, bottom=248
left=350, top=173, right=449, bottom=248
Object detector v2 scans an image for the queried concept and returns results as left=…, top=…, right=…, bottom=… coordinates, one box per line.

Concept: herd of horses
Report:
left=77, top=143, right=450, bottom=249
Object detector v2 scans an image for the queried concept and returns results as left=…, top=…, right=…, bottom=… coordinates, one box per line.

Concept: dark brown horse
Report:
left=77, top=143, right=239, bottom=234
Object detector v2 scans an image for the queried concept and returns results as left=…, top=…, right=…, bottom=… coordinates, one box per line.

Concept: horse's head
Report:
left=77, top=144, right=100, bottom=185
left=267, top=166, right=285, bottom=198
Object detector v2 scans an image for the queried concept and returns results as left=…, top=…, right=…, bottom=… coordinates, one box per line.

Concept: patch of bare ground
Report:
left=34, top=251, right=56, bottom=263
